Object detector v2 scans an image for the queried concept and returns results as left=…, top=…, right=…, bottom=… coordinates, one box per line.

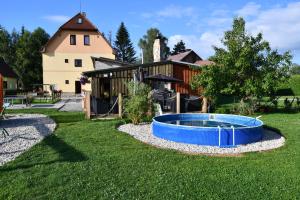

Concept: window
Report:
left=84, top=35, right=90, bottom=45
left=65, top=59, right=69, bottom=63
left=3, top=81, right=7, bottom=89
left=65, top=80, right=69, bottom=84
left=70, top=35, right=76, bottom=45
left=74, top=59, right=82, bottom=67
left=77, top=18, right=83, bottom=24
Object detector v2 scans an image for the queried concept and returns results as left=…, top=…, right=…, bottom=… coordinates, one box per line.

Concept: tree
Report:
left=192, top=17, right=291, bottom=109
left=15, top=27, right=49, bottom=89
left=171, top=40, right=186, bottom=55
left=138, top=28, right=170, bottom=63
left=114, top=22, right=136, bottom=63
left=290, top=64, right=300, bottom=74
left=124, top=81, right=153, bottom=124
left=0, top=25, right=11, bottom=64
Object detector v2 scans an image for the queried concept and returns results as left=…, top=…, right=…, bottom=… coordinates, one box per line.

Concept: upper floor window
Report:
left=77, top=18, right=83, bottom=24
left=84, top=35, right=90, bottom=45
left=65, top=59, right=69, bottom=63
left=70, top=35, right=76, bottom=45
left=74, top=59, right=82, bottom=67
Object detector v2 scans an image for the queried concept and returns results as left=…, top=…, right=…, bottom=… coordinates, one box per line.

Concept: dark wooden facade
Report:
left=85, top=60, right=202, bottom=99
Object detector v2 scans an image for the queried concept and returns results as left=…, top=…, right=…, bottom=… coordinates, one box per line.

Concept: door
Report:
left=75, top=81, right=81, bottom=94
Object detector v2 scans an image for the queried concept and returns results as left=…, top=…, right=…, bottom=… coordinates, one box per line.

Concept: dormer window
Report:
left=77, top=18, right=83, bottom=24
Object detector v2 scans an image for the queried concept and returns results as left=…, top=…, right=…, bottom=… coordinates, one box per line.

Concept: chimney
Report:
left=82, top=12, right=86, bottom=16
left=153, top=35, right=164, bottom=62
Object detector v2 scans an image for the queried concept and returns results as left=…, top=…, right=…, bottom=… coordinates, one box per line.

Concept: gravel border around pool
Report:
left=0, top=114, right=56, bottom=166
left=118, top=123, right=285, bottom=155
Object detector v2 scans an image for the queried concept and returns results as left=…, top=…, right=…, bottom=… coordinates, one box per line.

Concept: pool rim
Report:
left=152, top=113, right=264, bottom=130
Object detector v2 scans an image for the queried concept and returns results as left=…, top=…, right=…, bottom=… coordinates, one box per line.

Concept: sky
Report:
left=1, top=0, right=300, bottom=63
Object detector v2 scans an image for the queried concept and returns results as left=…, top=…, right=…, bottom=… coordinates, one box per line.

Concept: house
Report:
left=0, top=58, right=18, bottom=93
left=42, top=12, right=115, bottom=94
left=167, top=49, right=215, bottom=66
left=83, top=37, right=212, bottom=115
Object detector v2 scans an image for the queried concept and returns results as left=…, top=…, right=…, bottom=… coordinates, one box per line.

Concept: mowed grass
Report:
left=1, top=109, right=299, bottom=199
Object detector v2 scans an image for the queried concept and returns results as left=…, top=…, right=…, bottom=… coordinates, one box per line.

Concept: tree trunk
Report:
left=202, top=97, right=208, bottom=113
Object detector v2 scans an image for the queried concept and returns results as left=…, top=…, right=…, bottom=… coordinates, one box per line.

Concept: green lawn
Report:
left=0, top=109, right=299, bottom=199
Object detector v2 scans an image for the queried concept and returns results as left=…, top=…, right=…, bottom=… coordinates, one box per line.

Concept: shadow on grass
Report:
left=49, top=113, right=85, bottom=123
left=0, top=134, right=88, bottom=172
left=264, top=125, right=285, bottom=138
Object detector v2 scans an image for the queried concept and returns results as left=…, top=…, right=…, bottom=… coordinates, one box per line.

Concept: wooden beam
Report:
left=176, top=92, right=180, bottom=114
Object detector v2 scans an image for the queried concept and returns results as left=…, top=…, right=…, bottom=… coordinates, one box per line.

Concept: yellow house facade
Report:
left=42, top=13, right=115, bottom=93
left=0, top=58, right=18, bottom=93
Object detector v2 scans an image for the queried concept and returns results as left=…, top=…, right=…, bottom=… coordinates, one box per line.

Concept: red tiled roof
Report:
left=0, top=58, right=18, bottom=78
left=59, top=13, right=98, bottom=31
left=42, top=12, right=114, bottom=53
left=167, top=50, right=193, bottom=62
left=194, top=60, right=214, bottom=66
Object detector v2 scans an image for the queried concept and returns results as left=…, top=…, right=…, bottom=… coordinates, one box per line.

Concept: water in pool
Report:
left=164, top=120, right=246, bottom=128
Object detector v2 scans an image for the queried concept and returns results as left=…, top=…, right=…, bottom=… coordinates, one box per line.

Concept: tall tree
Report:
left=0, top=25, right=11, bottom=63
left=171, top=40, right=186, bottom=55
left=114, top=22, right=136, bottom=63
left=15, top=27, right=49, bottom=89
left=192, top=17, right=291, bottom=104
left=138, top=28, right=170, bottom=63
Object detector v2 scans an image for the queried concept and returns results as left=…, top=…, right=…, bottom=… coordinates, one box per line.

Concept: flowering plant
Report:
left=80, top=76, right=90, bottom=85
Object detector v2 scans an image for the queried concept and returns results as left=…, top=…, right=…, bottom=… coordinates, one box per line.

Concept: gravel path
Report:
left=118, top=123, right=285, bottom=155
left=59, top=98, right=83, bottom=112
left=0, top=114, right=56, bottom=166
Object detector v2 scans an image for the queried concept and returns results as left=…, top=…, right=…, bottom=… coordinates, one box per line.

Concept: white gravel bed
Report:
left=118, top=123, right=285, bottom=155
left=0, top=114, right=56, bottom=166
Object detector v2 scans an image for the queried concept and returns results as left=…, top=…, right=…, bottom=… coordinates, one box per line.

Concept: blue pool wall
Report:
left=152, top=114, right=264, bottom=147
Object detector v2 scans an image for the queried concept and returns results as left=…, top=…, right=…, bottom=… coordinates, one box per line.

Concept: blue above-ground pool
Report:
left=152, top=113, right=263, bottom=147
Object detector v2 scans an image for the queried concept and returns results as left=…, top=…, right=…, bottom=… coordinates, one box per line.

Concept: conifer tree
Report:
left=171, top=40, right=186, bottom=55
left=114, top=22, right=136, bottom=63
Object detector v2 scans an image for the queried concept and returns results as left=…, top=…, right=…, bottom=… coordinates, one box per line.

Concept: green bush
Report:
left=214, top=107, right=231, bottom=114
left=124, top=81, right=154, bottom=125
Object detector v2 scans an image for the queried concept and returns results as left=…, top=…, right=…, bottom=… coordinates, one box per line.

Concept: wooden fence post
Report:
left=176, top=92, right=180, bottom=114
left=0, top=75, right=3, bottom=111
left=85, top=91, right=91, bottom=119
left=118, top=93, right=122, bottom=118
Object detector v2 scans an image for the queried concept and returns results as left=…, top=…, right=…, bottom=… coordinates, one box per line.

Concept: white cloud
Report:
left=43, top=15, right=70, bottom=23
left=169, top=2, right=300, bottom=61
left=169, top=32, right=223, bottom=59
left=157, top=5, right=195, bottom=18
left=236, top=2, right=261, bottom=17
left=246, top=2, right=300, bottom=51
left=141, top=5, right=196, bottom=19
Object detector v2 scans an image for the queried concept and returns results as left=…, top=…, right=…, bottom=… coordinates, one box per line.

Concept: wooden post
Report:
left=202, top=97, right=208, bottom=113
left=0, top=75, right=3, bottom=111
left=176, top=92, right=180, bottom=114
left=85, top=91, right=91, bottom=119
left=118, top=93, right=122, bottom=118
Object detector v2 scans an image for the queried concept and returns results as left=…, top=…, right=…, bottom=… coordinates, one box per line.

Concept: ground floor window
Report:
left=3, top=81, right=7, bottom=89
left=74, top=59, right=82, bottom=67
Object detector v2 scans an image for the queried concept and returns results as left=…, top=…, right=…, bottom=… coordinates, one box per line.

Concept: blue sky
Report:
left=1, top=0, right=300, bottom=63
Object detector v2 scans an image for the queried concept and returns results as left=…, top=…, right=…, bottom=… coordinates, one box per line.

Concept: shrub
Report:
left=124, top=81, right=154, bottom=125
left=214, top=107, right=231, bottom=114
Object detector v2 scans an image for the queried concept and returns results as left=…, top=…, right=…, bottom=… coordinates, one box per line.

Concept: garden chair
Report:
left=1, top=103, right=10, bottom=119
left=1, top=126, right=9, bottom=138
left=0, top=103, right=10, bottom=137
